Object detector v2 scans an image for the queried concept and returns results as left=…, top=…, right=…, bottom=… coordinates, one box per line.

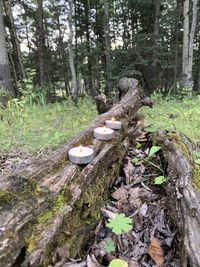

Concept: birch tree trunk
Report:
left=68, top=0, right=78, bottom=101
left=0, top=2, right=13, bottom=96
left=182, top=0, right=198, bottom=89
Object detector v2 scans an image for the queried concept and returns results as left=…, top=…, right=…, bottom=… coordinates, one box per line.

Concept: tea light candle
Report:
left=94, top=126, right=114, bottom=141
left=68, top=145, right=94, bottom=165
left=105, top=117, right=122, bottom=130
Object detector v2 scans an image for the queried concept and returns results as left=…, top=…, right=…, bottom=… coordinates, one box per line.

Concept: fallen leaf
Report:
left=128, top=260, right=139, bottom=267
left=108, top=259, right=128, bottom=267
left=148, top=239, right=165, bottom=266
left=112, top=187, right=128, bottom=201
left=87, top=254, right=102, bottom=267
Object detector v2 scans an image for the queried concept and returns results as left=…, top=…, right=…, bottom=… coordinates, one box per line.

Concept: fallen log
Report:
left=0, top=79, right=148, bottom=267
left=155, top=130, right=200, bottom=267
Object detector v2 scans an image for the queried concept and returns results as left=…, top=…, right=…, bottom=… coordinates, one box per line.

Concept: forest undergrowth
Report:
left=141, top=93, right=200, bottom=141
left=0, top=93, right=199, bottom=173
left=0, top=97, right=97, bottom=156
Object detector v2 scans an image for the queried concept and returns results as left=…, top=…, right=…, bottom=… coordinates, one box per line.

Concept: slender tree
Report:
left=182, top=0, right=198, bottom=89
left=4, top=0, right=25, bottom=83
left=68, top=0, right=78, bottom=101
left=104, top=0, right=112, bottom=95
left=37, top=0, right=46, bottom=85
left=0, top=2, right=13, bottom=95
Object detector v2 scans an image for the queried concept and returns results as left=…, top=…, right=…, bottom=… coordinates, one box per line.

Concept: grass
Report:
left=1, top=91, right=199, bottom=157
left=0, top=97, right=97, bottom=156
left=141, top=94, right=200, bottom=141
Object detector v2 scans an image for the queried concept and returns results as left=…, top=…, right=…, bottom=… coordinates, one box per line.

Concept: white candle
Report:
left=105, top=117, right=122, bottom=130
left=68, top=145, right=94, bottom=165
left=94, top=126, right=114, bottom=141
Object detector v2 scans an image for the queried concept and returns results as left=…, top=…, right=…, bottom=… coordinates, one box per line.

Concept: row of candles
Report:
left=68, top=118, right=122, bottom=165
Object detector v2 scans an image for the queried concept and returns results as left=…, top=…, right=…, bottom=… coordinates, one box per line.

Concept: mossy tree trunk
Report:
left=0, top=78, right=148, bottom=267
left=155, top=130, right=200, bottom=267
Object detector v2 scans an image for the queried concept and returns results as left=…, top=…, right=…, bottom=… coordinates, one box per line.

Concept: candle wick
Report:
left=79, top=146, right=83, bottom=152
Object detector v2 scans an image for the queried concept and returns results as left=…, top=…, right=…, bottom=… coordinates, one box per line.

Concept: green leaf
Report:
left=106, top=213, right=133, bottom=235
left=108, top=259, right=128, bottom=267
left=144, top=126, right=158, bottom=133
left=154, top=176, right=166, bottom=185
left=195, top=159, right=200, bottom=164
left=193, top=150, right=200, bottom=159
left=131, top=158, right=140, bottom=164
left=104, top=238, right=115, bottom=253
left=148, top=146, right=161, bottom=157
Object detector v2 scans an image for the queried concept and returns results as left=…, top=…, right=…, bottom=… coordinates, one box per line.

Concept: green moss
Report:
left=193, top=163, right=200, bottom=191
left=0, top=177, right=45, bottom=210
left=37, top=211, right=53, bottom=224
left=166, top=132, right=192, bottom=160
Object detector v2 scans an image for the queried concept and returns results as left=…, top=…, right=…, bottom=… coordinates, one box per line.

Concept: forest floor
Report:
left=53, top=131, right=182, bottom=267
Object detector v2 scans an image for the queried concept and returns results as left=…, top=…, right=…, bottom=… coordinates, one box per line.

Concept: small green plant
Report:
left=195, top=159, right=200, bottom=164
left=193, top=150, right=200, bottom=164
left=108, top=259, right=128, bottom=267
left=104, top=238, right=115, bottom=253
left=148, top=145, right=161, bottom=158
left=131, top=158, right=140, bottom=164
left=154, top=176, right=166, bottom=185
left=144, top=126, right=158, bottom=133
left=106, top=213, right=133, bottom=235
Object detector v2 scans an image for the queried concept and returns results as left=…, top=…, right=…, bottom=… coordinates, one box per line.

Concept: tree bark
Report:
left=155, top=130, right=200, bottom=267
left=68, top=0, right=78, bottom=101
left=0, top=79, right=146, bottom=267
left=4, top=0, right=25, bottom=81
left=37, top=0, right=46, bottom=85
left=104, top=0, right=112, bottom=96
left=0, top=2, right=14, bottom=96
left=182, top=0, right=198, bottom=89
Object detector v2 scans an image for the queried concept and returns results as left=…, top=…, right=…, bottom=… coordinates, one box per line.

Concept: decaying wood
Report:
left=155, top=130, right=200, bottom=267
left=94, top=77, right=153, bottom=114
left=0, top=79, right=146, bottom=267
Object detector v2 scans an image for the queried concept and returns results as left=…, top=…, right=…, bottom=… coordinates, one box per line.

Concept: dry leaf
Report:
left=148, top=239, right=165, bottom=266
left=112, top=187, right=128, bottom=201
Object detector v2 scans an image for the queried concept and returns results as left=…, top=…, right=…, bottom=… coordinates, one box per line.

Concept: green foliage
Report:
left=0, top=97, right=97, bottom=155
left=108, top=259, right=128, bottom=267
left=144, top=126, right=158, bottom=133
left=195, top=159, right=200, bottom=164
left=148, top=146, right=161, bottom=158
left=141, top=96, right=200, bottom=141
left=131, top=158, right=140, bottom=164
left=104, top=238, right=115, bottom=253
left=154, top=176, right=166, bottom=185
left=106, top=213, right=133, bottom=235
left=193, top=150, right=200, bottom=165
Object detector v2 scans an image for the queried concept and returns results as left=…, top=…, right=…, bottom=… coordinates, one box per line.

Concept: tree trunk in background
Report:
left=0, top=3, right=13, bottom=96
left=188, top=0, right=197, bottom=86
left=104, top=0, right=112, bottom=96
left=37, top=0, right=46, bottom=85
left=182, top=0, right=197, bottom=89
left=68, top=0, right=78, bottom=101
left=84, top=0, right=99, bottom=98
left=173, top=0, right=182, bottom=95
left=4, top=0, right=25, bottom=82
left=152, top=0, right=161, bottom=90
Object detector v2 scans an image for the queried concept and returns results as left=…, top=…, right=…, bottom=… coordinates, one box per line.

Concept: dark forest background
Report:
left=0, top=0, right=199, bottom=103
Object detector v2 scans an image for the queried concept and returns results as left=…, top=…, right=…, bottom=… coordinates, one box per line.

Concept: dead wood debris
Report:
left=53, top=134, right=181, bottom=267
